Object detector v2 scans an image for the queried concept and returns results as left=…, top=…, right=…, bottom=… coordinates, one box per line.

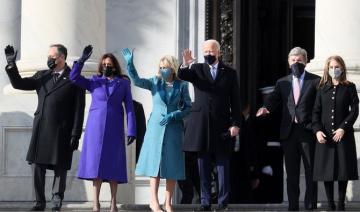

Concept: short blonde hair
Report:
left=157, top=55, right=179, bottom=79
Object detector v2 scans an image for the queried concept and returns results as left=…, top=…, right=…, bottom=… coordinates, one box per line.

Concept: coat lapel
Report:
left=297, top=71, right=311, bottom=103
left=204, top=62, right=226, bottom=83
left=157, top=79, right=167, bottom=104
left=167, top=79, right=180, bottom=104
left=47, top=66, right=71, bottom=95
left=288, top=75, right=296, bottom=106
left=99, top=78, right=109, bottom=99
left=214, top=62, right=226, bottom=82
left=44, top=70, right=54, bottom=92
left=108, top=77, right=122, bottom=98
left=203, top=64, right=214, bottom=82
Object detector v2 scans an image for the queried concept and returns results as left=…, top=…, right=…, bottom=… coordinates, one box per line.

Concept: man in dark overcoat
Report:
left=178, top=39, right=242, bottom=211
left=4, top=44, right=85, bottom=211
left=257, top=47, right=319, bottom=211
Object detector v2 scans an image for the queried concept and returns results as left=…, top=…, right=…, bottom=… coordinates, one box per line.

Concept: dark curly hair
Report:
left=97, top=53, right=123, bottom=77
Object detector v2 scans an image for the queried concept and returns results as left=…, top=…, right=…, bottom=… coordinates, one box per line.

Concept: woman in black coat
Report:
left=312, top=55, right=359, bottom=211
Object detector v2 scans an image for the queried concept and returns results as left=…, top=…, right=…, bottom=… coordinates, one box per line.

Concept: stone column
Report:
left=308, top=0, right=360, bottom=83
left=0, top=0, right=106, bottom=202
left=308, top=0, right=360, bottom=201
left=17, top=0, right=105, bottom=77
left=0, top=0, right=21, bottom=92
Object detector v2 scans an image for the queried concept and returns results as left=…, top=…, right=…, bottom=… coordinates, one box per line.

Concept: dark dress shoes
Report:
left=51, top=194, right=62, bottom=211
left=337, top=202, right=345, bottom=211
left=194, top=205, right=212, bottom=211
left=215, top=204, right=228, bottom=211
left=29, top=205, right=45, bottom=211
left=304, top=202, right=317, bottom=211
left=287, top=207, right=299, bottom=211
left=326, top=201, right=336, bottom=211
left=52, top=206, right=61, bottom=211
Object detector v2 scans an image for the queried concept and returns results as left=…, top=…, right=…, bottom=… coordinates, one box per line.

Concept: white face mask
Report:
left=329, top=67, right=342, bottom=80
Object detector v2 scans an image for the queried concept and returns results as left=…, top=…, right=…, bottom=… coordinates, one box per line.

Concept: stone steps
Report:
left=2, top=202, right=360, bottom=211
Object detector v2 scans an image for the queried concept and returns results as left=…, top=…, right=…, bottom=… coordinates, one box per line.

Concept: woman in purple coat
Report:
left=70, top=46, right=136, bottom=212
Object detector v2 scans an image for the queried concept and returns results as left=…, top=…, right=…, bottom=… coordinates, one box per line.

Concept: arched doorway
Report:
left=205, top=0, right=315, bottom=204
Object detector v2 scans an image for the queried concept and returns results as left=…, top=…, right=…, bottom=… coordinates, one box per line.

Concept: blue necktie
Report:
left=211, top=66, right=217, bottom=79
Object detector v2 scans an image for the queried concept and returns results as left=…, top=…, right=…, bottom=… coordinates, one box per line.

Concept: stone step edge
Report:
left=2, top=202, right=360, bottom=209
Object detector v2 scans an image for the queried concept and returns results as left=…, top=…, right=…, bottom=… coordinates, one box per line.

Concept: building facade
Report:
left=0, top=0, right=359, bottom=204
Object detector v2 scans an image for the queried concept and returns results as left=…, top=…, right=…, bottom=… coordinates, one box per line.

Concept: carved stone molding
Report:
left=219, top=0, right=233, bottom=66
left=205, top=0, right=234, bottom=66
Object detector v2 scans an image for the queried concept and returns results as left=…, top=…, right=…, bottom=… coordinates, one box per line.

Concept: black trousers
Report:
left=32, top=163, right=67, bottom=207
left=282, top=124, right=318, bottom=210
left=178, top=152, right=200, bottom=204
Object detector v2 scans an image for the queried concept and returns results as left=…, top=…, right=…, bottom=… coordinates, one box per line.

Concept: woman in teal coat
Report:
left=122, top=49, right=191, bottom=212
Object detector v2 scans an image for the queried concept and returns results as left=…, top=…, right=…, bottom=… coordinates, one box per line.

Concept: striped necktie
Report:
left=53, top=72, right=60, bottom=84
left=210, top=66, right=217, bottom=79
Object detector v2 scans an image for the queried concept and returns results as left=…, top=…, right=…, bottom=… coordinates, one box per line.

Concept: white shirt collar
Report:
left=292, top=70, right=306, bottom=81
left=54, top=69, right=64, bottom=75
left=209, top=62, right=219, bottom=69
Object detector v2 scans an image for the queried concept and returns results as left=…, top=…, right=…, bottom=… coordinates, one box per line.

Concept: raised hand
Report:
left=4, top=45, right=17, bottom=65
left=182, top=49, right=195, bottom=66
left=78, top=45, right=93, bottom=63
left=121, top=48, right=134, bottom=66
left=127, top=136, right=136, bottom=145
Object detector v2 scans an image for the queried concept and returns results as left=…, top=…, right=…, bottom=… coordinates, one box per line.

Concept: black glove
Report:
left=78, top=45, right=93, bottom=63
left=127, top=136, right=136, bottom=145
left=4, top=45, right=17, bottom=66
left=70, top=136, right=80, bottom=151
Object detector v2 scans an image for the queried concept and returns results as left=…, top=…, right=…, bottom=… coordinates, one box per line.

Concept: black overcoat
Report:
left=5, top=65, right=85, bottom=170
left=265, top=71, right=320, bottom=140
left=312, top=82, right=359, bottom=181
left=178, top=62, right=242, bottom=154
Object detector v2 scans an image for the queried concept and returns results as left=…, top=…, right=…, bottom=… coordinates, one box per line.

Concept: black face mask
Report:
left=204, top=55, right=217, bottom=65
left=291, top=62, right=305, bottom=78
left=104, top=66, right=113, bottom=77
left=47, top=58, right=57, bottom=70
